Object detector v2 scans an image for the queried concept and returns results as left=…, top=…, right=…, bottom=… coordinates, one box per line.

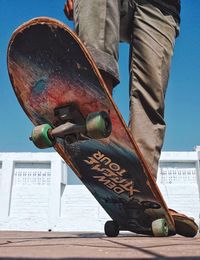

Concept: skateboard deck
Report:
left=7, top=17, right=176, bottom=237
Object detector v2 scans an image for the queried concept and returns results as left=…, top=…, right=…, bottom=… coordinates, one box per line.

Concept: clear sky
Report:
left=0, top=1, right=199, bottom=152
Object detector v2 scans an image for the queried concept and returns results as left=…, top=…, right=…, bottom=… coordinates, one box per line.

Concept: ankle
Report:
left=100, top=71, right=114, bottom=95
left=104, top=78, right=113, bottom=95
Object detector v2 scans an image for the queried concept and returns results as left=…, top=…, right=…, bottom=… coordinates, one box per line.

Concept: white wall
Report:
left=0, top=152, right=109, bottom=232
left=158, top=151, right=200, bottom=225
left=0, top=149, right=199, bottom=232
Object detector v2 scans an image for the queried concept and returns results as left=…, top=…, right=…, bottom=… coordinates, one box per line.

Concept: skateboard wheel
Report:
left=30, top=124, right=53, bottom=149
left=152, top=218, right=169, bottom=237
left=86, top=111, right=112, bottom=139
left=104, top=220, right=119, bottom=237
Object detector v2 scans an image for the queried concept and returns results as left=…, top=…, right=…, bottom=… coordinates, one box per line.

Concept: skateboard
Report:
left=7, top=17, right=178, bottom=237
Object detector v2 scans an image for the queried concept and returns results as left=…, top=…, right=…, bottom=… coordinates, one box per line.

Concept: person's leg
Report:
left=129, top=0, right=180, bottom=178
left=73, top=0, right=122, bottom=92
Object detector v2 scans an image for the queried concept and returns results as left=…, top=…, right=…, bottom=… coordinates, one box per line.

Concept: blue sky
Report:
left=0, top=1, right=199, bottom=152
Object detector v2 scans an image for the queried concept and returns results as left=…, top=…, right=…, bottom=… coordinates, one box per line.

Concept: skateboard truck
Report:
left=30, top=104, right=112, bottom=149
left=104, top=218, right=169, bottom=237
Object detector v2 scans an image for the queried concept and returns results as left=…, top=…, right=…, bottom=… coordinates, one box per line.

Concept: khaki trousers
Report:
left=73, top=0, right=180, bottom=178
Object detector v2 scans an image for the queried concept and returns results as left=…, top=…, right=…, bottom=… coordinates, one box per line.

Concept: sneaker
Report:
left=169, top=209, right=198, bottom=237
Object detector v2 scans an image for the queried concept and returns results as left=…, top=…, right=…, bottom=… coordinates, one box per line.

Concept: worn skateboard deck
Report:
left=7, top=17, right=176, bottom=236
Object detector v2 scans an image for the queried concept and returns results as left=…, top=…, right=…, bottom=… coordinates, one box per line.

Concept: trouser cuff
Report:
left=87, top=46, right=120, bottom=87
